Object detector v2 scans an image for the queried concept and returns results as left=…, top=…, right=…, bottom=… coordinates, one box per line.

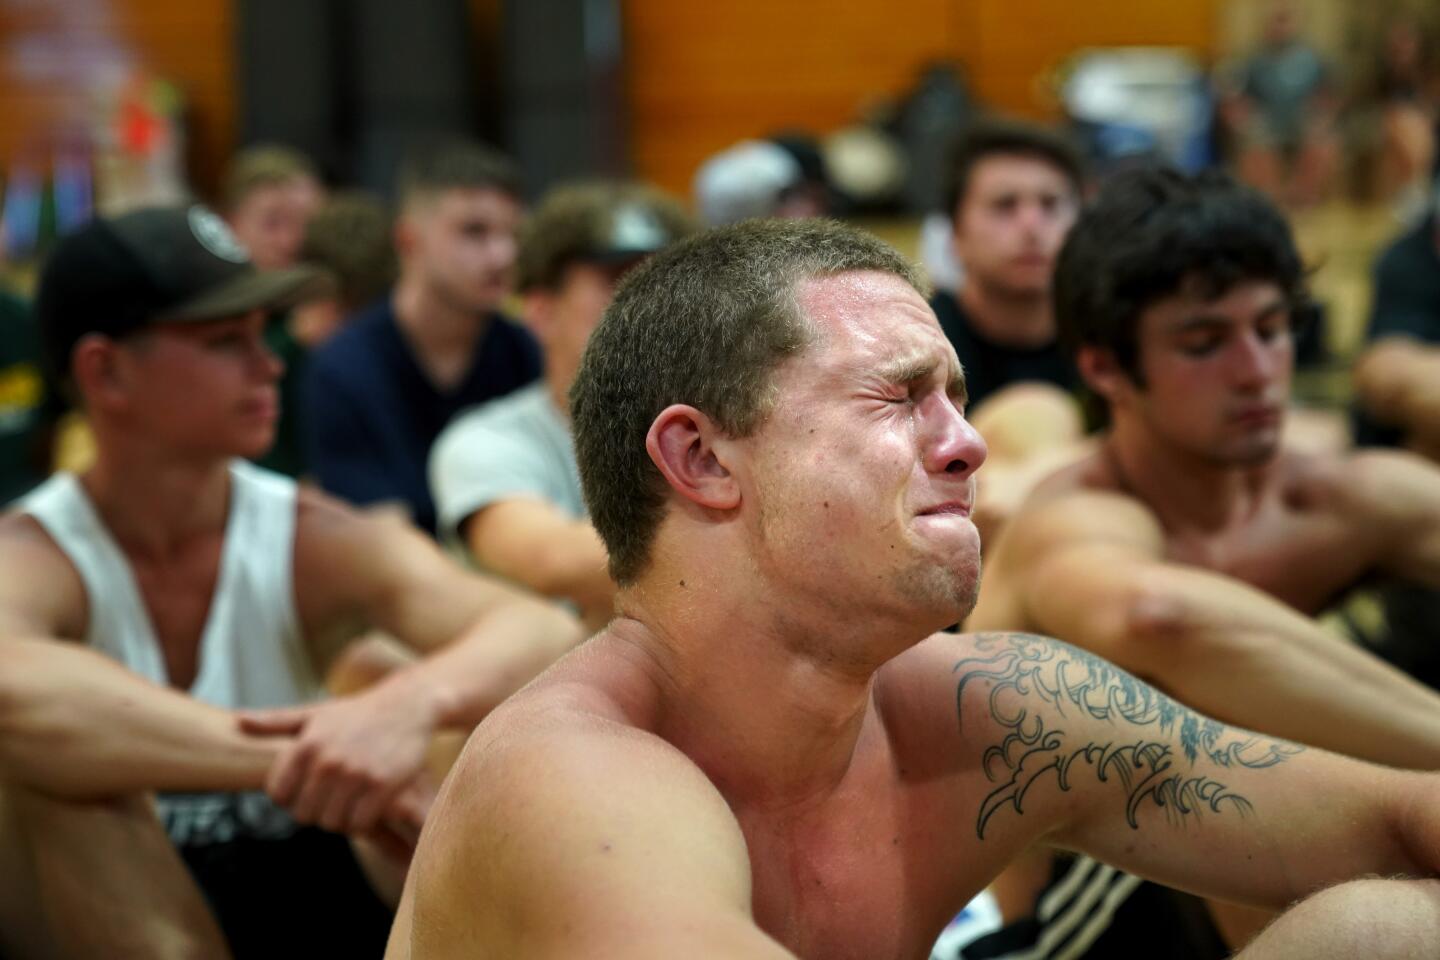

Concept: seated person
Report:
left=0, top=206, right=581, bottom=960
left=1365, top=16, right=1438, bottom=216
left=386, top=218, right=1440, bottom=960
left=970, top=167, right=1440, bottom=952
left=1219, top=1, right=1339, bottom=207
left=260, top=190, right=398, bottom=478
left=932, top=118, right=1083, bottom=412
left=430, top=181, right=693, bottom=629
left=221, top=144, right=328, bottom=479
left=293, top=191, right=398, bottom=348
left=931, top=118, right=1091, bottom=540
left=303, top=141, right=537, bottom=534
left=221, top=144, right=325, bottom=273
left=692, top=138, right=828, bottom=226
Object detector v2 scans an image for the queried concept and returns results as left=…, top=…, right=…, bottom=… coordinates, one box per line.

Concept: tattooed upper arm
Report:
left=953, top=632, right=1303, bottom=841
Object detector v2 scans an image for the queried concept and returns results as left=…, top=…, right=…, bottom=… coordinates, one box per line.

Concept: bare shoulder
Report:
left=451, top=684, right=736, bottom=822
left=293, top=484, right=382, bottom=552
left=1000, top=477, right=1165, bottom=564
left=465, top=632, right=709, bottom=778
left=436, top=630, right=747, bottom=865
left=407, top=657, right=754, bottom=955
left=1023, top=449, right=1104, bottom=504
left=291, top=486, right=440, bottom=607
left=290, top=487, right=387, bottom=625
left=0, top=511, right=87, bottom=638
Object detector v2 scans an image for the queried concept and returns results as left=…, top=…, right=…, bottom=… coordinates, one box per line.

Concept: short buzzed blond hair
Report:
left=571, top=218, right=927, bottom=584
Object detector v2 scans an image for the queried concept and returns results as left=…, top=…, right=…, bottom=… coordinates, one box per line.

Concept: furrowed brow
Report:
left=949, top=366, right=969, bottom=408
left=876, top=355, right=937, bottom=386
left=874, top=353, right=968, bottom=407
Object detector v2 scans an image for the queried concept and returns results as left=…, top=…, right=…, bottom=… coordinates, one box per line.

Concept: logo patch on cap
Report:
left=606, top=205, right=669, bottom=253
left=187, top=205, right=250, bottom=264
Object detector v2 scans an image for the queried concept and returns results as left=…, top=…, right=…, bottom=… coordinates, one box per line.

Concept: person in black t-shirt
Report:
left=933, top=119, right=1090, bottom=541
left=933, top=119, right=1084, bottom=409
left=302, top=141, right=538, bottom=536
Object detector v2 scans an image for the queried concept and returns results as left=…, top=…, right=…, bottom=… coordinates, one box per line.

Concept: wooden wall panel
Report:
left=970, top=0, right=1217, bottom=119
left=623, top=0, right=967, bottom=196
left=623, top=0, right=1218, bottom=196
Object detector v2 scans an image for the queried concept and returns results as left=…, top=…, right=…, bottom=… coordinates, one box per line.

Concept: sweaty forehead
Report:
left=795, top=270, right=942, bottom=356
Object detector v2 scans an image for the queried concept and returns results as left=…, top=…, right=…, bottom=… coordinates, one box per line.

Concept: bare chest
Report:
left=1165, top=501, right=1375, bottom=615
left=739, top=776, right=994, bottom=960
left=127, top=543, right=225, bottom=690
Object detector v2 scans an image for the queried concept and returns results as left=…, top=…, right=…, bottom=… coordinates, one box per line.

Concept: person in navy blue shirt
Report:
left=303, top=141, right=539, bottom=535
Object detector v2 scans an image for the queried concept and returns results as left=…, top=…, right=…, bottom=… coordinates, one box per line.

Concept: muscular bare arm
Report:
left=242, top=494, right=585, bottom=836
left=464, top=498, right=615, bottom=629
left=975, top=493, right=1440, bottom=768
left=0, top=520, right=282, bottom=799
left=0, top=637, right=282, bottom=799
left=1350, top=448, right=1440, bottom=587
left=296, top=494, right=585, bottom=727
left=392, top=714, right=796, bottom=959
left=1355, top=338, right=1440, bottom=454
left=947, top=632, right=1440, bottom=910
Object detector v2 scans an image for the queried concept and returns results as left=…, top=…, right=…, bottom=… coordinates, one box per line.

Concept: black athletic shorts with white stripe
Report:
left=954, top=854, right=1228, bottom=960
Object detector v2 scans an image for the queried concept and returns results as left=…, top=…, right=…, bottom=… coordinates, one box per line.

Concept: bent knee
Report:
left=1309, top=876, right=1440, bottom=915
left=1246, top=878, right=1440, bottom=959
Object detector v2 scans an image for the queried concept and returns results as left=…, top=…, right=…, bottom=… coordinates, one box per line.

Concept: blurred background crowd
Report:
left=5, top=2, right=1440, bottom=956
left=0, top=0, right=1436, bottom=541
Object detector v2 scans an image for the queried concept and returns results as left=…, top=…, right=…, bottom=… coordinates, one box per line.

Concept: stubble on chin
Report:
left=895, top=550, right=982, bottom=625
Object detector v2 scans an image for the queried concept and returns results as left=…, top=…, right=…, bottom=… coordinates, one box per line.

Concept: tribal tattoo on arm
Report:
left=955, top=633, right=1304, bottom=839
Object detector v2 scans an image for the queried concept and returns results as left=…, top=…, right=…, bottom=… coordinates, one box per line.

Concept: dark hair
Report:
left=1054, top=166, right=1309, bottom=385
left=396, top=140, right=520, bottom=208
left=301, top=191, right=397, bottom=311
left=943, top=117, right=1084, bottom=218
left=570, top=218, right=926, bottom=585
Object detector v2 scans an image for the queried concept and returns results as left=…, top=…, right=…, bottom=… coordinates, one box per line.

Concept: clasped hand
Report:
left=239, top=679, right=440, bottom=853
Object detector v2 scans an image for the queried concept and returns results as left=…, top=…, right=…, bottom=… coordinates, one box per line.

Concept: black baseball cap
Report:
left=35, top=204, right=333, bottom=378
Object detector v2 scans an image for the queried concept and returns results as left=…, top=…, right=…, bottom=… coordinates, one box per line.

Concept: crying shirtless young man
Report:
left=388, top=219, right=1440, bottom=960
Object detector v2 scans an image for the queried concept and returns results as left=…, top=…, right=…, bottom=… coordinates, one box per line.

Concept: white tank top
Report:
left=19, top=460, right=325, bottom=845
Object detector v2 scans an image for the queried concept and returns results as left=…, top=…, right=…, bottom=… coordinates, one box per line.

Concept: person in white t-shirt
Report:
left=0, top=206, right=582, bottom=959
left=431, top=182, right=693, bottom=630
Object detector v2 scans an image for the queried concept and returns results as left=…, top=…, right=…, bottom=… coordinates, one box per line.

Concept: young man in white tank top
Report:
left=0, top=206, right=583, bottom=959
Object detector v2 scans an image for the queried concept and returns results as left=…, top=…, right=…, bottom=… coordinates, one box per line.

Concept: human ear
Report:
left=392, top=213, right=421, bottom=259
left=70, top=335, right=131, bottom=411
left=522, top=290, right=557, bottom=339
left=645, top=404, right=740, bottom=510
left=1077, top=346, right=1130, bottom=406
